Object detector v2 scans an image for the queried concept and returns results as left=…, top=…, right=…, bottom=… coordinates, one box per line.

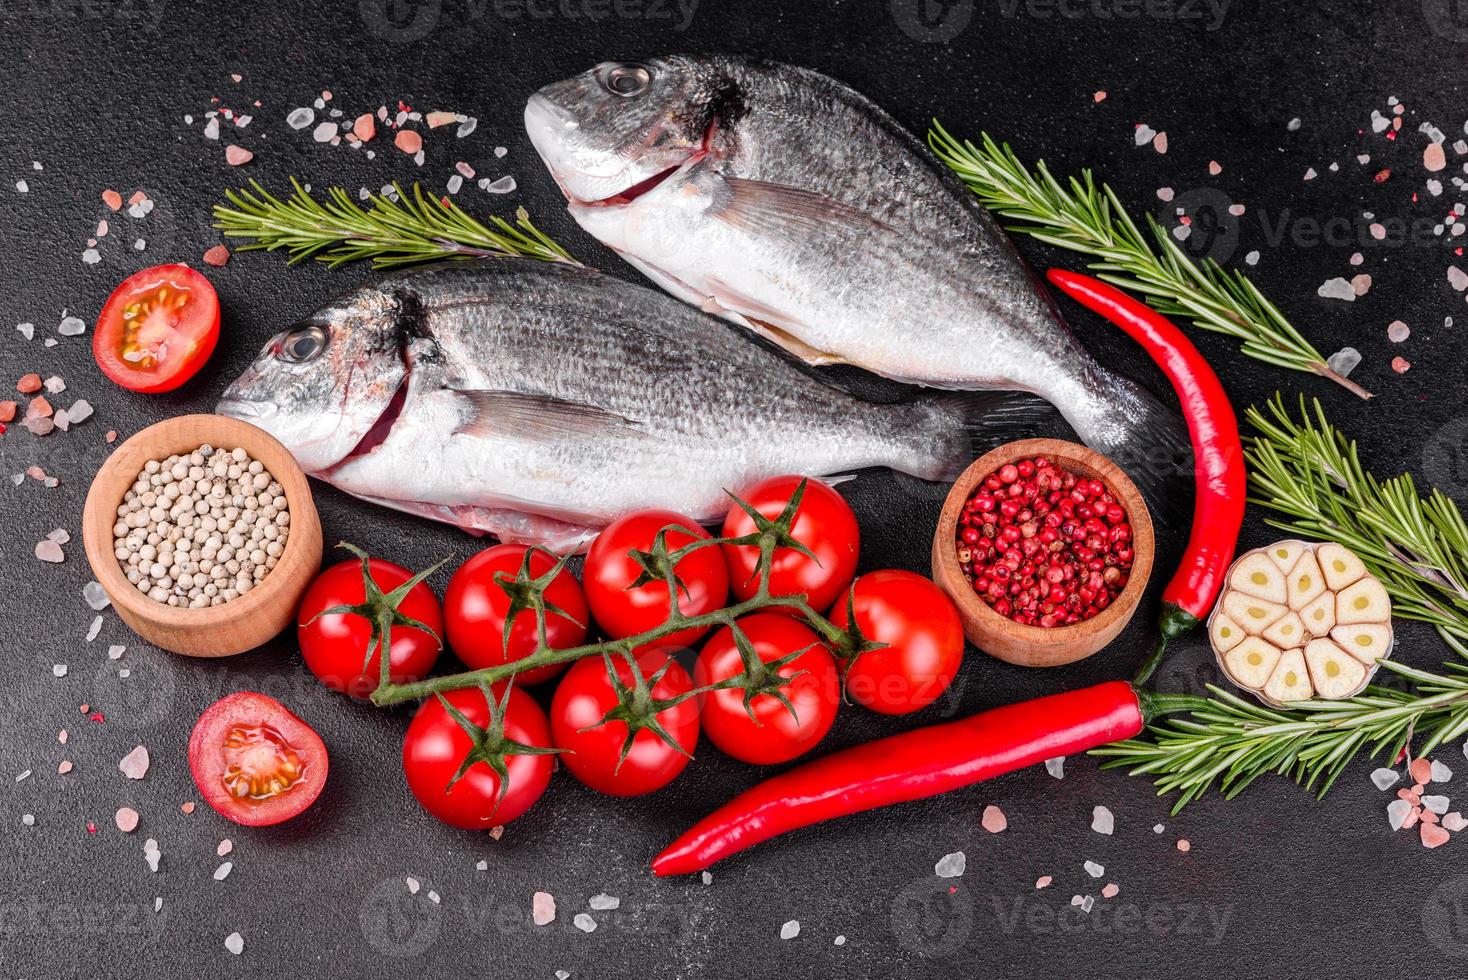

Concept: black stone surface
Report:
left=3, top=1, right=1468, bottom=976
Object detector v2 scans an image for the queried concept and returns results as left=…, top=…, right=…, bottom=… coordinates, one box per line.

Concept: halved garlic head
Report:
left=1330, top=624, right=1392, bottom=665
left=1263, top=649, right=1312, bottom=703
left=1304, top=639, right=1368, bottom=699
left=1229, top=553, right=1287, bottom=603
left=1222, top=592, right=1288, bottom=634
left=1210, top=613, right=1246, bottom=653
left=1209, top=540, right=1391, bottom=703
left=1224, top=637, right=1282, bottom=689
left=1317, top=542, right=1367, bottom=592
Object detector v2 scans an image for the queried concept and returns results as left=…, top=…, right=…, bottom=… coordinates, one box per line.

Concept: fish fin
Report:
left=712, top=177, right=890, bottom=246
left=451, top=390, right=643, bottom=441
left=909, top=390, right=1071, bottom=482
left=738, top=315, right=847, bottom=367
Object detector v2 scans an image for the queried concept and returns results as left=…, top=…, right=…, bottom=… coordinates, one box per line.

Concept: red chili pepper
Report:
left=651, top=680, right=1149, bottom=876
left=1045, top=269, right=1245, bottom=684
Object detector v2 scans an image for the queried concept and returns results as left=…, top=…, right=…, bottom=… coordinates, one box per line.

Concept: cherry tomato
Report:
left=583, top=510, right=729, bottom=649
left=444, top=544, right=589, bottom=685
left=551, top=650, right=699, bottom=796
left=93, top=263, right=220, bottom=393
left=402, top=686, right=553, bottom=830
left=187, top=692, right=328, bottom=827
left=722, top=476, right=860, bottom=614
left=695, top=614, right=840, bottom=764
left=828, top=570, right=964, bottom=715
left=297, top=555, right=443, bottom=700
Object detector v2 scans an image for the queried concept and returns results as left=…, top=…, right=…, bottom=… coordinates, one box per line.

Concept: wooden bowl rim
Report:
left=82, top=414, right=319, bottom=630
left=933, top=438, right=1156, bottom=647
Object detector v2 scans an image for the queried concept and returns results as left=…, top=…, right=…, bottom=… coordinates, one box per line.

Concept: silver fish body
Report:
left=525, top=56, right=1187, bottom=498
left=218, top=260, right=1048, bottom=551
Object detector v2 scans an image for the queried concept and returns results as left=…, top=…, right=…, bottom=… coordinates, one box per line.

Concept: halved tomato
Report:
left=187, top=692, right=328, bottom=827
left=93, top=263, right=220, bottom=393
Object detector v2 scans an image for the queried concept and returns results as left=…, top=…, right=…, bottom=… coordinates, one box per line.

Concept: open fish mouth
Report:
left=556, top=117, right=719, bottom=209
left=216, top=398, right=277, bottom=420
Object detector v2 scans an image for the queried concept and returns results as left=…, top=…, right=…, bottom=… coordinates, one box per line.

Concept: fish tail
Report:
left=1064, top=371, right=1194, bottom=534
left=905, top=390, right=1066, bottom=482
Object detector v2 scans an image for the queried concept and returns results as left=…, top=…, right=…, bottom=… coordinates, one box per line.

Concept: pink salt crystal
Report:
left=1208, top=161, right=1222, bottom=175
left=489, top=825, right=504, bottom=840
left=115, top=807, right=139, bottom=833
left=354, top=113, right=376, bottom=142
left=1387, top=320, right=1410, bottom=343
left=455, top=160, right=475, bottom=178
left=1176, top=839, right=1191, bottom=852
left=202, top=245, right=230, bottom=267
left=1092, top=91, right=1107, bottom=102
left=1369, top=223, right=1386, bottom=240
left=102, top=189, right=122, bottom=210
left=96, top=219, right=108, bottom=237
left=35, top=539, right=64, bottom=563
left=532, top=891, right=556, bottom=925
left=87, top=822, right=97, bottom=834
left=1444, top=812, right=1468, bottom=832
left=1422, top=822, right=1451, bottom=848
left=105, top=430, right=117, bottom=443
left=395, top=130, right=423, bottom=155
left=426, top=110, right=458, bottom=129
left=180, top=802, right=195, bottom=814
left=1351, top=273, right=1373, bottom=296
left=118, top=745, right=150, bottom=780
left=1400, top=788, right=1422, bottom=804
left=1102, top=883, right=1120, bottom=898
left=981, top=805, right=1007, bottom=833
left=57, top=760, right=72, bottom=774
left=1423, top=809, right=1441, bottom=824
left=225, top=145, right=254, bottom=166
left=1153, top=132, right=1168, bottom=154
left=58, top=730, right=67, bottom=744
left=1426, top=142, right=1448, bottom=172
left=1350, top=252, right=1364, bottom=265
left=127, top=191, right=148, bottom=205
left=1404, top=807, right=1422, bottom=829
left=1392, top=356, right=1412, bottom=374
left=217, top=839, right=233, bottom=857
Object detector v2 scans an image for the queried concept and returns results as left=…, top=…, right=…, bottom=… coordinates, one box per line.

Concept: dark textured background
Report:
left=4, top=1, right=1468, bottom=976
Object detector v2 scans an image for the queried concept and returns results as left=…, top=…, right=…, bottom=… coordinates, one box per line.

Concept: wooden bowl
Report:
left=82, top=414, right=322, bottom=658
left=930, top=438, right=1155, bottom=668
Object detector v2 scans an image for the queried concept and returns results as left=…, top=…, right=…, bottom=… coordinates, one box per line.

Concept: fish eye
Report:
left=277, top=324, right=327, bottom=363
left=596, top=62, right=651, bottom=98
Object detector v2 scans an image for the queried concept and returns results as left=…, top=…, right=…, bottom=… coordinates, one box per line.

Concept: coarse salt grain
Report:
left=119, top=745, right=150, bottom=779
left=1084, top=860, right=1104, bottom=878
left=1433, top=760, right=1453, bottom=783
left=573, top=913, right=597, bottom=933
left=1102, top=883, right=1120, bottom=898
left=224, top=932, right=244, bottom=955
left=533, top=891, right=556, bottom=925
left=1176, top=839, right=1191, bottom=852
left=981, top=805, right=1007, bottom=833
left=1044, top=756, right=1065, bottom=779
left=935, top=851, right=966, bottom=878
left=115, top=807, right=139, bottom=832
left=224, top=145, right=254, bottom=166
left=1035, top=876, right=1052, bottom=889
left=589, top=893, right=619, bottom=910
left=214, top=861, right=233, bottom=880
left=1091, top=806, right=1114, bottom=835
left=780, top=920, right=800, bottom=940
left=1371, top=768, right=1400, bottom=790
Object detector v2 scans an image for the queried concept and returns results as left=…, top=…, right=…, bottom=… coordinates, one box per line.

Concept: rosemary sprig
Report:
left=1246, top=393, right=1468, bottom=656
left=213, top=178, right=577, bottom=269
left=1095, top=663, right=1468, bottom=812
left=929, top=124, right=1372, bottom=400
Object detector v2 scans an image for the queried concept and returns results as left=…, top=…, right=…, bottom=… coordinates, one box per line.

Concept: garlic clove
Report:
left=1263, top=648, right=1313, bottom=703
left=1262, top=610, right=1306, bottom=650
left=1317, top=543, right=1367, bottom=592
left=1228, top=553, right=1288, bottom=603
left=1210, top=613, right=1246, bottom=653
left=1299, top=590, right=1336, bottom=638
left=1304, top=638, right=1368, bottom=699
left=1263, top=540, right=1306, bottom=574
left=1336, top=577, right=1391, bottom=625
left=1224, top=636, right=1283, bottom=689
left=1222, top=591, right=1288, bottom=634
left=1330, top=624, right=1393, bottom=665
left=1286, top=551, right=1327, bottom=611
